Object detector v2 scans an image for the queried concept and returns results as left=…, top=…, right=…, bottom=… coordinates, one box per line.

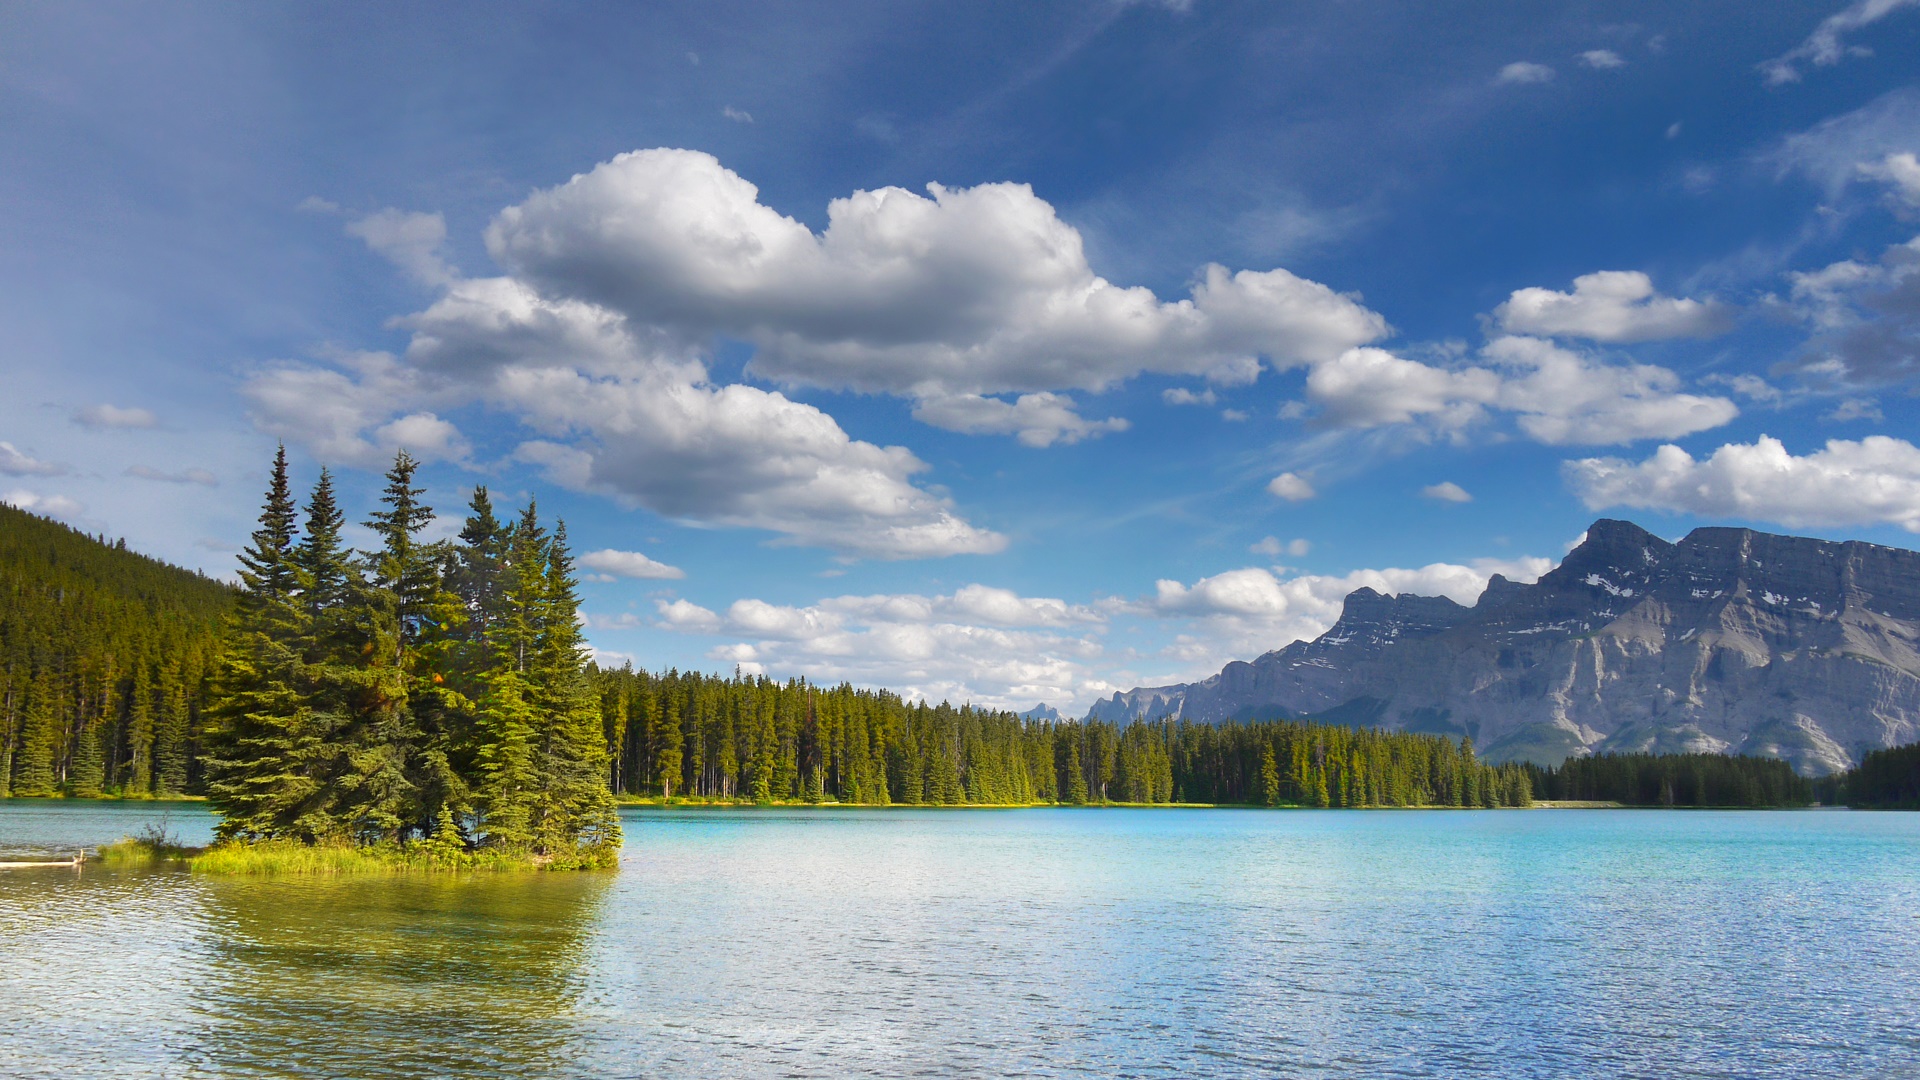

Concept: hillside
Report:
left=1089, top=519, right=1920, bottom=775
left=0, top=503, right=230, bottom=796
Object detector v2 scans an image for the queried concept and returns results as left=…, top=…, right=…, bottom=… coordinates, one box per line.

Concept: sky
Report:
left=3, top=1, right=1920, bottom=715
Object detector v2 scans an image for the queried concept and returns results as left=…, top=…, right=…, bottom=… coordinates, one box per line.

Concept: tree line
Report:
left=1819, top=742, right=1920, bottom=808
left=1523, top=752, right=1814, bottom=807
left=0, top=502, right=228, bottom=798
left=202, top=448, right=619, bottom=864
left=591, top=665, right=1535, bottom=807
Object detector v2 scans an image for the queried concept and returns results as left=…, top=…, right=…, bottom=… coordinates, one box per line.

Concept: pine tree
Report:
left=203, top=448, right=327, bottom=841
left=529, top=521, right=620, bottom=853
left=1261, top=743, right=1281, bottom=807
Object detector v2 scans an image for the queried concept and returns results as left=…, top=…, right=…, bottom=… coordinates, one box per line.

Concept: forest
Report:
left=201, top=448, right=620, bottom=865
left=9, top=463, right=1908, bottom=818
left=1822, top=742, right=1920, bottom=809
left=591, top=665, right=1535, bottom=808
left=1523, top=753, right=1814, bottom=808
left=0, top=501, right=228, bottom=798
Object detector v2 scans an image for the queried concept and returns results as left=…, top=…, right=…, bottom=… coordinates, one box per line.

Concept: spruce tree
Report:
left=203, top=448, right=326, bottom=841
left=1261, top=743, right=1281, bottom=807
left=530, top=521, right=620, bottom=853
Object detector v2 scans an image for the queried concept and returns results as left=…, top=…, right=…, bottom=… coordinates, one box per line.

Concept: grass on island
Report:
left=96, top=824, right=617, bottom=875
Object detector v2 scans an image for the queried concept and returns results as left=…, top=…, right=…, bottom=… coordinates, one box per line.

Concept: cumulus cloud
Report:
left=485, top=149, right=1388, bottom=399
left=1494, top=271, right=1732, bottom=342
left=1421, top=481, right=1472, bottom=503
left=641, top=584, right=1107, bottom=710
left=347, top=209, right=459, bottom=288
left=578, top=548, right=685, bottom=580
left=1162, top=387, right=1217, bottom=406
left=1579, top=49, right=1626, bottom=69
left=911, top=392, right=1128, bottom=447
left=3, top=489, right=85, bottom=520
left=1267, top=472, right=1316, bottom=501
left=1859, top=151, right=1920, bottom=208
left=73, top=404, right=159, bottom=430
left=126, top=465, right=217, bottom=486
left=0, top=442, right=66, bottom=477
left=1780, top=234, right=1920, bottom=385
left=242, top=352, right=467, bottom=469
left=1250, top=536, right=1310, bottom=558
left=1564, top=434, right=1920, bottom=531
left=1497, top=62, right=1555, bottom=85
left=1306, top=346, right=1499, bottom=430
left=1301, top=336, right=1737, bottom=445
left=1759, top=0, right=1919, bottom=85
left=1144, top=556, right=1554, bottom=664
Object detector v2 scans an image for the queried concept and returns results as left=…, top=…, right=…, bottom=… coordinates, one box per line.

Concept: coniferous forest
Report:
left=1524, top=753, right=1814, bottom=808
left=27, top=446, right=1914, bottom=823
left=0, top=502, right=229, bottom=798
left=201, top=448, right=620, bottom=865
left=591, top=666, right=1535, bottom=808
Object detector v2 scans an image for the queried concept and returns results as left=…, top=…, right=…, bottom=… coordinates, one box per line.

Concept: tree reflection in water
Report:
left=187, top=872, right=613, bottom=1080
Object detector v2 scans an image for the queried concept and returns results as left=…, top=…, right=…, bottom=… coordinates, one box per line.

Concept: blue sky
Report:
left=4, top=1, right=1920, bottom=713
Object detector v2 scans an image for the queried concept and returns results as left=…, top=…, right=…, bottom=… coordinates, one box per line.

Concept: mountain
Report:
left=1019, top=703, right=1064, bottom=722
left=1088, top=519, right=1920, bottom=775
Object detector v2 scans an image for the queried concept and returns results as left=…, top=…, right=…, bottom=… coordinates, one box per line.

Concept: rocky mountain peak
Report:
left=1089, top=518, right=1920, bottom=775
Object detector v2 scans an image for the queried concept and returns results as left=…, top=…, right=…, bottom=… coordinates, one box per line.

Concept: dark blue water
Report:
left=3, top=801, right=1917, bottom=1078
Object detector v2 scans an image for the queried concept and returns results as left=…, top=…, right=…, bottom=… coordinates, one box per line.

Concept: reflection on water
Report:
left=187, top=873, right=611, bottom=1079
left=3, top=803, right=1920, bottom=1078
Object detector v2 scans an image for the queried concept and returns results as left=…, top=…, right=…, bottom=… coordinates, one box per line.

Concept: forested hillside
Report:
left=0, top=503, right=230, bottom=797
left=592, top=667, right=1535, bottom=807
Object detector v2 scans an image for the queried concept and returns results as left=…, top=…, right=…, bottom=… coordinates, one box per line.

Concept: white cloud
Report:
left=1301, top=337, right=1737, bottom=445
left=1481, top=335, right=1739, bottom=445
left=578, top=548, right=685, bottom=580
left=3, top=489, right=85, bottom=520
left=722, top=106, right=753, bottom=123
left=1759, top=0, right=1919, bottom=85
left=242, top=352, right=461, bottom=469
left=347, top=209, right=458, bottom=288
left=1421, top=481, right=1473, bottom=503
left=126, top=465, right=217, bottom=486
left=495, top=364, right=1006, bottom=560
left=73, top=404, right=159, bottom=430
left=1779, top=234, right=1920, bottom=385
left=911, top=392, right=1128, bottom=447
left=1162, top=387, right=1217, bottom=406
left=1267, top=472, right=1316, bottom=501
left=1494, top=271, right=1732, bottom=342
left=1305, top=346, right=1499, bottom=430
left=1221, top=408, right=1249, bottom=422
left=1497, top=62, right=1555, bottom=85
left=656, top=598, right=723, bottom=631
left=1144, top=556, right=1553, bottom=665
left=1579, top=49, right=1626, bottom=69
left=645, top=584, right=1107, bottom=710
left=1825, top=397, right=1884, bottom=421
left=1859, top=151, right=1920, bottom=207
left=1250, top=536, right=1310, bottom=558
left=1768, top=87, right=1920, bottom=200
left=0, top=442, right=66, bottom=477
left=1564, top=434, right=1920, bottom=531
left=485, top=149, right=1388, bottom=400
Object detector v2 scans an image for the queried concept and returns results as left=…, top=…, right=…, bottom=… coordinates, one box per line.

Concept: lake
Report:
left=2, top=801, right=1918, bottom=1078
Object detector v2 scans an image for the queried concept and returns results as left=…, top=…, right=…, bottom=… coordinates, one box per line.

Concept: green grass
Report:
left=94, top=832, right=617, bottom=874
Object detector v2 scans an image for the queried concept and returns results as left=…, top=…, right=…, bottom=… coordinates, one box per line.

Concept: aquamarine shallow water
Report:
left=2, top=802, right=1918, bottom=1079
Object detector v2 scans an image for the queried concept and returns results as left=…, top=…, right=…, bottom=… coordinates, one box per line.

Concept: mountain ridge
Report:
left=1088, top=519, right=1920, bottom=775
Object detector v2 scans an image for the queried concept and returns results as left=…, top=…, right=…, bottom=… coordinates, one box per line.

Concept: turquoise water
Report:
left=2, top=802, right=1918, bottom=1078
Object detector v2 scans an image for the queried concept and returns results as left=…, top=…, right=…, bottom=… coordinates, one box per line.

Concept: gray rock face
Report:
left=1088, top=519, right=1920, bottom=775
